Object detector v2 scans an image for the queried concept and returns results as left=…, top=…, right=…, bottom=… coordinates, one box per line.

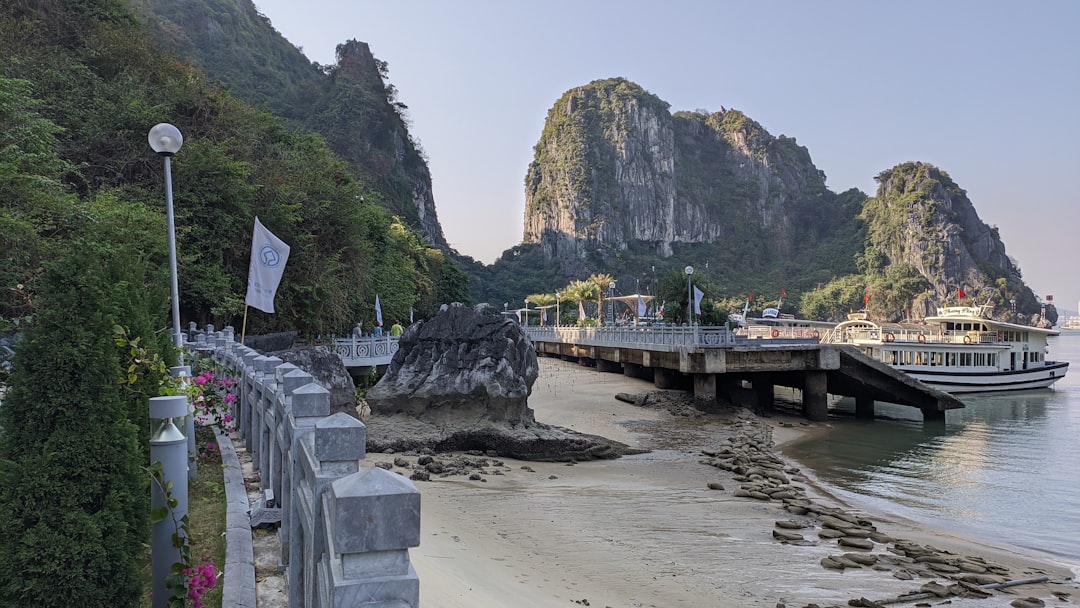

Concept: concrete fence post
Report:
left=324, top=466, right=420, bottom=607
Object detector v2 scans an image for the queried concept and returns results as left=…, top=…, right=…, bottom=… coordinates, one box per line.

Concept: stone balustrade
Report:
left=189, top=328, right=420, bottom=607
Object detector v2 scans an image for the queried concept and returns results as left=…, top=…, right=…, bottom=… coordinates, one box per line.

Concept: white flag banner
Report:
left=541, top=307, right=547, bottom=323
left=578, top=300, right=586, bottom=319
left=245, top=217, right=290, bottom=313
left=375, top=294, right=383, bottom=326
left=693, top=285, right=705, bottom=315
left=637, top=295, right=647, bottom=317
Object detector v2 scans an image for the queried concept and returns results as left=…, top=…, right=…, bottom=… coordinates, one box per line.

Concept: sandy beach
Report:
left=401, top=358, right=1075, bottom=607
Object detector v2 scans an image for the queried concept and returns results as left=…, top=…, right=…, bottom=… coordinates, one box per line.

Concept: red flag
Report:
left=748, top=294, right=755, bottom=301
left=864, top=294, right=869, bottom=304
left=781, top=289, right=787, bottom=298
left=958, top=287, right=966, bottom=299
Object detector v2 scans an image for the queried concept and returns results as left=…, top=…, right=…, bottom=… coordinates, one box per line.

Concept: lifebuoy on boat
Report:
left=917, top=333, right=926, bottom=344
left=811, top=330, right=820, bottom=339
left=884, top=332, right=895, bottom=343
left=771, top=328, right=780, bottom=338
left=963, top=335, right=972, bottom=345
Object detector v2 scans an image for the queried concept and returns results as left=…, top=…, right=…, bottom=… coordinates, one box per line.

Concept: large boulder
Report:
left=365, top=302, right=637, bottom=461
left=244, top=331, right=297, bottom=353
left=368, top=301, right=538, bottom=425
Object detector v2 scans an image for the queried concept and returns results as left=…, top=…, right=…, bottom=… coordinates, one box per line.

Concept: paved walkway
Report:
left=217, top=427, right=286, bottom=607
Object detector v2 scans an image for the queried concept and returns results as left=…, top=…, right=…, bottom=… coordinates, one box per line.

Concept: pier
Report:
left=523, top=326, right=965, bottom=421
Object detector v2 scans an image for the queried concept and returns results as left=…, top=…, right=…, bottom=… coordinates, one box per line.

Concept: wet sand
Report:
left=407, top=358, right=1075, bottom=607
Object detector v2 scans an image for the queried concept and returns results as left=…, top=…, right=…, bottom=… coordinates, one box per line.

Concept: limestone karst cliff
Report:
left=523, top=78, right=852, bottom=281
left=862, top=162, right=1042, bottom=321
left=522, top=78, right=1048, bottom=322
left=134, top=0, right=448, bottom=249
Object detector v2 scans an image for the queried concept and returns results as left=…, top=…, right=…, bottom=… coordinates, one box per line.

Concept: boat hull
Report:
left=900, top=361, right=1070, bottom=393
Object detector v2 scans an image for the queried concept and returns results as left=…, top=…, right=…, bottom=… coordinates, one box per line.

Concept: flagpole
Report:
left=240, top=305, right=249, bottom=346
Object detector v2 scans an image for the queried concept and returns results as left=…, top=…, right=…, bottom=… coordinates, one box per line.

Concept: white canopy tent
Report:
left=606, top=293, right=657, bottom=325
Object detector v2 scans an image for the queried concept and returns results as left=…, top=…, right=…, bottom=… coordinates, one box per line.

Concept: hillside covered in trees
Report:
left=0, top=0, right=468, bottom=339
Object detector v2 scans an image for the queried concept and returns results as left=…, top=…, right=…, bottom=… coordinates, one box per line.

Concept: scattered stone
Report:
left=409, top=471, right=430, bottom=482
left=842, top=553, right=878, bottom=566
left=892, top=569, right=914, bottom=581
left=1010, top=599, right=1045, bottom=608
left=393, top=457, right=410, bottom=468
left=838, top=537, right=874, bottom=550
left=774, top=520, right=806, bottom=530
left=919, top=581, right=951, bottom=598
left=374, top=461, right=393, bottom=470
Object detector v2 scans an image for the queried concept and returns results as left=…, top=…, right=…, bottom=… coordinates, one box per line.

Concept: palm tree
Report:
left=563, top=280, right=598, bottom=325
left=590, top=273, right=615, bottom=325
left=526, top=293, right=556, bottom=325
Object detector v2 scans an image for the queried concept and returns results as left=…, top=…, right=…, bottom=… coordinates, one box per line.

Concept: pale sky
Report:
left=252, top=0, right=1079, bottom=316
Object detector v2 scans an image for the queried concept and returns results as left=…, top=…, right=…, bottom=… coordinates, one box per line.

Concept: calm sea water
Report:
left=783, top=331, right=1080, bottom=571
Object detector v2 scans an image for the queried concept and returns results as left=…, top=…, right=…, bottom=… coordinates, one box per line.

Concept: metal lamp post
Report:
left=609, top=282, right=616, bottom=326
left=148, top=123, right=184, bottom=350
left=684, top=266, right=694, bottom=325
left=556, top=291, right=561, bottom=327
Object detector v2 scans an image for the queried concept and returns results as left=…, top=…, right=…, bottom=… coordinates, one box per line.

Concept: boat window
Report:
left=931, top=352, right=942, bottom=366
left=947, top=352, right=957, bottom=366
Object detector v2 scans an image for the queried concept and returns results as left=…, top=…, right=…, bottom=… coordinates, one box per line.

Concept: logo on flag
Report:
left=693, top=285, right=705, bottom=315
left=245, top=217, right=290, bottom=313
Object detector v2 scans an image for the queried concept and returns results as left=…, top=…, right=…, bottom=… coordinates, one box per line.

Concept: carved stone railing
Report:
left=523, top=324, right=736, bottom=350
left=189, top=328, right=420, bottom=607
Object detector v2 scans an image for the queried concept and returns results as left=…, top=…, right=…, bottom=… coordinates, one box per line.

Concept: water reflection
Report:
left=782, top=353, right=1080, bottom=564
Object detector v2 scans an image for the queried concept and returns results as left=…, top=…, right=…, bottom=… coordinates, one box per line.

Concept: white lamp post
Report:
left=609, top=282, right=616, bottom=326
left=148, top=123, right=184, bottom=349
left=555, top=291, right=561, bottom=327
left=684, top=266, right=694, bottom=325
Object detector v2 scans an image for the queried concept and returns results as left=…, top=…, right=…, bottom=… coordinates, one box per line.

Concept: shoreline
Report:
left=401, top=358, right=1075, bottom=607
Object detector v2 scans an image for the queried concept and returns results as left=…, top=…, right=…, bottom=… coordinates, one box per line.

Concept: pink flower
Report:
left=224, top=393, right=236, bottom=403
left=206, top=442, right=216, bottom=451
left=193, top=375, right=207, bottom=386
left=223, top=414, right=234, bottom=423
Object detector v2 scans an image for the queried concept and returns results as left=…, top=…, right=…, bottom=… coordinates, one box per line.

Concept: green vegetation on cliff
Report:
left=0, top=0, right=466, bottom=337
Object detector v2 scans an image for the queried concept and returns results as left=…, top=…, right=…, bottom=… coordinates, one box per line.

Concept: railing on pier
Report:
left=329, top=336, right=400, bottom=367
left=523, top=325, right=736, bottom=350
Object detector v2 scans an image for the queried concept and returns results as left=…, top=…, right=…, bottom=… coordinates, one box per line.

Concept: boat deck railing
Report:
left=822, top=327, right=1002, bottom=346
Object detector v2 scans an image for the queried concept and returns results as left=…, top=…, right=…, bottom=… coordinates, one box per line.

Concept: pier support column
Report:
left=654, top=368, right=680, bottom=389
left=596, top=359, right=622, bottom=374
left=855, top=395, right=875, bottom=420
left=922, top=404, right=946, bottom=422
left=622, top=362, right=653, bottom=381
left=755, top=380, right=774, bottom=412
left=803, top=371, right=828, bottom=422
left=693, top=374, right=717, bottom=403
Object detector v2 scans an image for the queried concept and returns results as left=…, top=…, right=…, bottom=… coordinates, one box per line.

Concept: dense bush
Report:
left=0, top=239, right=155, bottom=607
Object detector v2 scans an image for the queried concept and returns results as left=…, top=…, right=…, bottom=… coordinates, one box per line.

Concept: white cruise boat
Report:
left=821, top=304, right=1068, bottom=393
